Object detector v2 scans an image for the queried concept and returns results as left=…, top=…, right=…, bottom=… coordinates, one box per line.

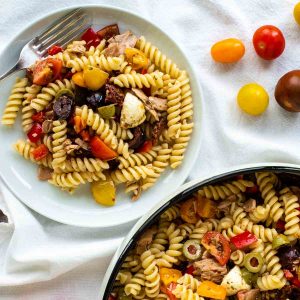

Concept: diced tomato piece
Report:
left=47, top=45, right=63, bottom=55
left=32, top=58, right=62, bottom=86
left=160, top=282, right=177, bottom=300
left=31, top=111, right=45, bottom=123
left=276, top=219, right=286, bottom=230
left=230, top=231, right=257, bottom=250
left=284, top=269, right=294, bottom=280
left=90, top=136, right=117, bottom=160
left=81, top=28, right=98, bottom=43
left=141, top=68, right=148, bottom=75
left=86, top=37, right=101, bottom=48
left=291, top=276, right=300, bottom=288
left=137, top=140, right=153, bottom=153
left=64, top=71, right=73, bottom=80
left=296, top=207, right=300, bottom=211
left=31, top=144, right=49, bottom=161
left=202, top=231, right=231, bottom=266
left=246, top=185, right=259, bottom=193
left=180, top=198, right=198, bottom=224
left=80, top=130, right=90, bottom=142
left=108, top=295, right=116, bottom=300
left=184, top=265, right=195, bottom=275
left=27, top=123, right=43, bottom=143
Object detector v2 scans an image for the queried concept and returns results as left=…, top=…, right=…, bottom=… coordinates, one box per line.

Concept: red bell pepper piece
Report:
left=31, top=111, right=45, bottom=123
left=47, top=45, right=63, bottom=55
left=81, top=28, right=100, bottom=48
left=31, top=144, right=49, bottom=161
left=284, top=269, right=294, bottom=280
left=230, top=231, right=257, bottom=249
left=137, top=140, right=153, bottom=153
left=90, top=136, right=117, bottom=160
left=27, top=123, right=43, bottom=143
left=284, top=269, right=300, bottom=288
left=184, top=265, right=195, bottom=275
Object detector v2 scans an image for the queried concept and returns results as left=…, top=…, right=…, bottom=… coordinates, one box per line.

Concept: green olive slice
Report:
left=183, top=240, right=201, bottom=260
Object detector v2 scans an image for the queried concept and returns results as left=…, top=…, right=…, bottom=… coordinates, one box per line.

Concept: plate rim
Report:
left=0, top=4, right=204, bottom=227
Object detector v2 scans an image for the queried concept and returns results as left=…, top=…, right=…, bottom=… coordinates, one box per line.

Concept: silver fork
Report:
left=0, top=8, right=91, bottom=81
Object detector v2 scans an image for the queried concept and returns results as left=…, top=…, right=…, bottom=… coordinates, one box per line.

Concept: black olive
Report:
left=86, top=91, right=105, bottom=109
left=128, top=127, right=145, bottom=150
left=277, top=245, right=300, bottom=270
left=73, top=147, right=93, bottom=158
left=108, top=159, right=120, bottom=171
left=74, top=85, right=89, bottom=106
left=53, top=95, right=73, bottom=120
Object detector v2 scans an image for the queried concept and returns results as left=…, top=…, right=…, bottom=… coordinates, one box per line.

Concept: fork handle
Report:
left=0, top=61, right=23, bottom=81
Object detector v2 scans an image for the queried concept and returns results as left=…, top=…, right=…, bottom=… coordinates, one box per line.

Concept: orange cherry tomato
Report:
left=211, top=38, right=245, bottom=63
left=180, top=198, right=198, bottom=224
left=90, top=136, right=117, bottom=160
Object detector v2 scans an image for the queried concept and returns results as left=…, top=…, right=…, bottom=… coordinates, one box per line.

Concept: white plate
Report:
left=0, top=5, right=203, bottom=227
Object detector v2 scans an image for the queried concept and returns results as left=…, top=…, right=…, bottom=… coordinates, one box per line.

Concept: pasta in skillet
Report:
left=111, top=171, right=300, bottom=299
left=1, top=24, right=193, bottom=206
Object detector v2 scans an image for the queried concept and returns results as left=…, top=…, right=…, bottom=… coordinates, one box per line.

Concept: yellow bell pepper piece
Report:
left=125, top=48, right=148, bottom=70
left=198, top=281, right=226, bottom=300
left=91, top=180, right=116, bottom=206
left=83, top=66, right=109, bottom=91
left=159, top=268, right=182, bottom=286
left=196, top=196, right=216, bottom=218
left=72, top=71, right=86, bottom=88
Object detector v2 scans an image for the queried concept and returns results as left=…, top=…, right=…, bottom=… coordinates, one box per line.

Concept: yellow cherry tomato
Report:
left=125, top=48, right=149, bottom=70
left=211, top=38, right=245, bottom=63
left=72, top=71, right=86, bottom=87
left=294, top=2, right=300, bottom=25
left=83, top=66, right=109, bottom=91
left=91, top=180, right=116, bottom=206
left=237, top=83, right=269, bottom=116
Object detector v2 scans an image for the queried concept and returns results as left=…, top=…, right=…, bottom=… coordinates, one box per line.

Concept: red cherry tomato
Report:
left=137, top=140, right=153, bottom=153
left=27, top=123, right=43, bottom=143
left=90, top=136, right=117, bottom=160
left=81, top=28, right=100, bottom=48
left=47, top=45, right=63, bottom=55
left=32, top=58, right=62, bottom=86
left=31, top=111, right=45, bottom=123
left=201, top=231, right=231, bottom=266
left=31, top=144, right=49, bottom=161
left=253, top=25, right=285, bottom=60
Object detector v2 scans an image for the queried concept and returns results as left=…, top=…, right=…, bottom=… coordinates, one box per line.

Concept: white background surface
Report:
left=1, top=0, right=300, bottom=299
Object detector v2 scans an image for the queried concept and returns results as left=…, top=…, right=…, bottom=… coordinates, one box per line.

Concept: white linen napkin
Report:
left=1, top=0, right=300, bottom=299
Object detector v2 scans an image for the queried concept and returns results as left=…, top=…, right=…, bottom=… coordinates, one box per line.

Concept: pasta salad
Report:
left=111, top=172, right=300, bottom=299
left=1, top=24, right=193, bottom=206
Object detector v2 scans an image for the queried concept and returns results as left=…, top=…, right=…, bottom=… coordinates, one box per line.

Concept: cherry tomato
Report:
left=137, top=140, right=153, bottom=153
left=180, top=198, right=198, bottom=224
left=90, top=136, right=117, bottom=160
left=31, top=111, right=45, bottom=123
left=201, top=231, right=231, bottom=266
left=275, top=70, right=300, bottom=112
left=32, top=58, right=62, bottom=86
left=81, top=28, right=100, bottom=48
left=47, top=45, right=63, bottom=56
left=253, top=25, right=285, bottom=60
left=27, top=123, right=43, bottom=143
left=211, top=38, right=245, bottom=63
left=294, top=3, right=300, bottom=26
left=237, top=83, right=269, bottom=116
left=31, top=144, right=49, bottom=161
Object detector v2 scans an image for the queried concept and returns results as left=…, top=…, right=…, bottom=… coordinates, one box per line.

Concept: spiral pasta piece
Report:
left=42, top=134, right=53, bottom=152
left=161, top=205, right=180, bottom=221
left=173, top=285, right=204, bottom=300
left=2, top=77, right=28, bottom=125
left=178, top=223, right=195, bottom=239
left=105, top=118, right=133, bottom=140
left=52, top=120, right=67, bottom=170
left=166, top=81, right=181, bottom=139
left=222, top=224, right=244, bottom=241
left=178, top=71, right=193, bottom=121
left=116, top=270, right=132, bottom=285
left=31, top=79, right=75, bottom=111
left=256, top=172, right=284, bottom=225
left=141, top=249, right=160, bottom=298
left=170, top=121, right=194, bottom=169
left=150, top=224, right=169, bottom=259
left=67, top=54, right=124, bottom=73
left=190, top=219, right=218, bottom=240
left=141, top=144, right=172, bottom=191
left=21, top=84, right=41, bottom=132
left=75, top=105, right=118, bottom=149
left=84, top=39, right=106, bottom=57
left=14, top=140, right=53, bottom=168
left=60, top=157, right=109, bottom=173
left=257, top=275, right=285, bottom=291
left=111, top=165, right=156, bottom=184
left=52, top=50, right=78, bottom=67
left=49, top=171, right=105, bottom=189
left=249, top=205, right=270, bottom=223
left=124, top=271, right=145, bottom=296
left=122, top=255, right=141, bottom=272
left=110, top=72, right=164, bottom=89
left=198, top=179, right=254, bottom=201
left=157, top=223, right=184, bottom=268
left=177, top=274, right=200, bottom=292
left=230, top=250, right=245, bottom=266
left=136, top=36, right=180, bottom=79
left=118, top=147, right=160, bottom=169
left=217, top=216, right=234, bottom=231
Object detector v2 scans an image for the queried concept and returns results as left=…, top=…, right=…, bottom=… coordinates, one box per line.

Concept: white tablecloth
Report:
left=1, top=0, right=300, bottom=299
